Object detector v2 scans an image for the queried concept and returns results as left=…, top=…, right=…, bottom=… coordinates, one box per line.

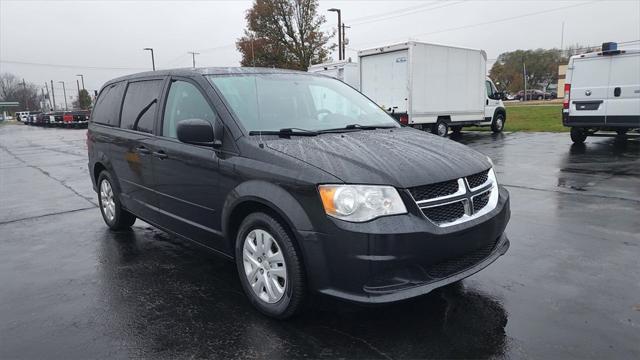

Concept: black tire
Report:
left=432, top=119, right=449, bottom=137
left=235, top=212, right=305, bottom=319
left=491, top=113, right=505, bottom=133
left=616, top=129, right=628, bottom=136
left=570, top=127, right=587, bottom=144
left=97, top=171, right=136, bottom=230
left=537, top=95, right=543, bottom=100
left=451, top=126, right=462, bottom=134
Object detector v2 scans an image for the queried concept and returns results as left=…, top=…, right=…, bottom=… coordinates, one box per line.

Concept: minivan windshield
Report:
left=207, top=74, right=399, bottom=133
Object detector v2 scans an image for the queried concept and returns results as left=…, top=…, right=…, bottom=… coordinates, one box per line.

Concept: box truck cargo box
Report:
left=308, top=61, right=360, bottom=90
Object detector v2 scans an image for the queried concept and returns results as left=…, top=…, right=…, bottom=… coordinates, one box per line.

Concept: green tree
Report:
left=73, top=89, right=92, bottom=110
left=489, top=49, right=566, bottom=94
left=236, top=0, right=334, bottom=70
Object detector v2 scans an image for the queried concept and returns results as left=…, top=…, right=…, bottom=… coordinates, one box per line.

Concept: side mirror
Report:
left=177, top=118, right=222, bottom=147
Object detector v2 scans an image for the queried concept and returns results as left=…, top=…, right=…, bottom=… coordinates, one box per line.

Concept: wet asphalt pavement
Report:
left=1, top=124, right=638, bottom=359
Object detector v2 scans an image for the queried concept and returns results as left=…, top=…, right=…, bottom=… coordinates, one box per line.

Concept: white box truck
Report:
left=562, top=42, right=640, bottom=143
left=358, top=41, right=505, bottom=136
left=308, top=60, right=360, bottom=90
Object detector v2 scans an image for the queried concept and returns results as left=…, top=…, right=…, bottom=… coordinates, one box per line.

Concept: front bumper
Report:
left=298, top=186, right=510, bottom=304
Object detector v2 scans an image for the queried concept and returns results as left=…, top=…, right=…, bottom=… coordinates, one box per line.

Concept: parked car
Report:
left=15, top=111, right=30, bottom=122
left=563, top=42, right=640, bottom=143
left=48, top=111, right=64, bottom=126
left=27, top=112, right=42, bottom=125
left=62, top=110, right=90, bottom=128
left=34, top=112, right=50, bottom=126
left=514, top=89, right=553, bottom=101
left=88, top=68, right=511, bottom=319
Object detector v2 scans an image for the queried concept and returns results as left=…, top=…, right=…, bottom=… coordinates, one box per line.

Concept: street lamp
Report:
left=143, top=47, right=155, bottom=71
left=76, top=74, right=85, bottom=90
left=328, top=8, right=342, bottom=60
left=58, top=81, right=68, bottom=111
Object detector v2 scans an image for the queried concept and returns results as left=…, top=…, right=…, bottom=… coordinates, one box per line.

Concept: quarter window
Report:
left=120, top=80, right=164, bottom=133
left=163, top=80, right=217, bottom=138
left=92, top=81, right=126, bottom=126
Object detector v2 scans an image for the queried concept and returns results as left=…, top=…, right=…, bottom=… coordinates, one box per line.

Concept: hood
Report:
left=265, top=127, right=491, bottom=188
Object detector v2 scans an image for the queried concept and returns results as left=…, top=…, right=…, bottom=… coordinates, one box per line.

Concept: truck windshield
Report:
left=207, top=74, right=399, bottom=133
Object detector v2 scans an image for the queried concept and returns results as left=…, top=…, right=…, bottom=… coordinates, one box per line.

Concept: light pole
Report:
left=328, top=8, right=342, bottom=60
left=76, top=79, right=81, bottom=109
left=143, top=47, right=155, bottom=71
left=76, top=74, right=85, bottom=90
left=188, top=51, right=200, bottom=68
left=342, top=24, right=350, bottom=61
left=58, top=81, right=68, bottom=110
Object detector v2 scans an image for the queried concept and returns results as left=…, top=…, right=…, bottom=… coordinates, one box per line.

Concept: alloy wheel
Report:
left=100, top=179, right=115, bottom=223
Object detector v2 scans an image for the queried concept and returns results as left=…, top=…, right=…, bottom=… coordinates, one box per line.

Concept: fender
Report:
left=221, top=180, right=314, bottom=241
left=494, top=107, right=506, bottom=121
left=91, top=154, right=121, bottom=194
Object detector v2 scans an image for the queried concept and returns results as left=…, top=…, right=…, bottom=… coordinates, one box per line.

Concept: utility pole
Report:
left=143, top=48, right=156, bottom=71
left=188, top=51, right=200, bottom=68
left=22, top=79, right=28, bottom=110
left=76, top=80, right=81, bottom=109
left=523, top=62, right=528, bottom=102
left=342, top=24, right=351, bottom=61
left=328, top=8, right=342, bottom=60
left=560, top=21, right=565, bottom=57
left=76, top=74, right=85, bottom=90
left=58, top=81, right=68, bottom=111
left=44, top=82, right=52, bottom=110
left=50, top=80, right=57, bottom=110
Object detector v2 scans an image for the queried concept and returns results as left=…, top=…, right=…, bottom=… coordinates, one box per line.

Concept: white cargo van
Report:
left=15, top=111, right=30, bottom=122
left=563, top=42, right=640, bottom=143
left=358, top=41, right=505, bottom=136
left=308, top=61, right=360, bottom=90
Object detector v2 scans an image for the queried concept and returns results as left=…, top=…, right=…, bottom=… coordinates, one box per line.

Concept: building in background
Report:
left=557, top=64, right=567, bottom=99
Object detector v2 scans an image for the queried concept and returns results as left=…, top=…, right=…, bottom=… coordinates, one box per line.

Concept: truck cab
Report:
left=483, top=77, right=506, bottom=133
left=563, top=42, right=640, bottom=143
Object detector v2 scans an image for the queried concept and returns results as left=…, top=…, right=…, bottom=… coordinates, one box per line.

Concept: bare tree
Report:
left=0, top=72, right=42, bottom=110
left=236, top=0, right=334, bottom=70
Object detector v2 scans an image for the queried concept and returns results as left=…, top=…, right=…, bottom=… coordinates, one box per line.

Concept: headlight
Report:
left=318, top=185, right=407, bottom=222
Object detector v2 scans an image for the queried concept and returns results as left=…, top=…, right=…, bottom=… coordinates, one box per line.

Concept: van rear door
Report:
left=606, top=53, right=640, bottom=127
left=570, top=56, right=610, bottom=125
left=360, top=50, right=409, bottom=114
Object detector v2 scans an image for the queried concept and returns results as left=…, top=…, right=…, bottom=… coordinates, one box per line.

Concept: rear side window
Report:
left=92, top=82, right=126, bottom=126
left=162, top=80, right=217, bottom=138
left=120, top=80, right=164, bottom=133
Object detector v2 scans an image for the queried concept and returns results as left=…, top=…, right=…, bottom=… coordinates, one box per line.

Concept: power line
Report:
left=349, top=1, right=464, bottom=26
left=0, top=59, right=146, bottom=71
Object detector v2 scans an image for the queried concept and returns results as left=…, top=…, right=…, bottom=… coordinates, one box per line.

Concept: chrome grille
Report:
left=466, top=170, right=489, bottom=189
left=409, top=180, right=459, bottom=202
left=421, top=201, right=466, bottom=224
left=408, top=168, right=497, bottom=227
left=473, top=190, right=491, bottom=212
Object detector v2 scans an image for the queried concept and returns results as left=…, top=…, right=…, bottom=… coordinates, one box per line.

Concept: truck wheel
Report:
left=432, top=120, right=449, bottom=137
left=491, top=113, right=505, bottom=133
left=235, top=212, right=306, bottom=319
left=537, top=95, right=543, bottom=100
left=616, top=129, right=628, bottom=136
left=570, top=127, right=587, bottom=144
left=97, top=171, right=136, bottom=230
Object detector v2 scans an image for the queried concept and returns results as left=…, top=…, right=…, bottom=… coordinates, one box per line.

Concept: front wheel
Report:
left=97, top=171, right=136, bottom=230
left=491, top=113, right=505, bottom=133
left=235, top=212, right=306, bottom=319
left=537, top=95, right=543, bottom=100
left=570, top=127, right=587, bottom=144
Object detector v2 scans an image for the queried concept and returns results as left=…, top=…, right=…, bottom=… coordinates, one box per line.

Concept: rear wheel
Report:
left=570, top=127, right=587, bottom=144
left=235, top=212, right=305, bottom=319
left=537, top=95, right=543, bottom=100
left=491, top=113, right=505, bottom=133
left=97, top=171, right=136, bottom=230
left=432, top=119, right=449, bottom=137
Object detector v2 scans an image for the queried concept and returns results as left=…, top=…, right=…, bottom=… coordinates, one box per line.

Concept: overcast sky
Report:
left=1, top=0, right=639, bottom=101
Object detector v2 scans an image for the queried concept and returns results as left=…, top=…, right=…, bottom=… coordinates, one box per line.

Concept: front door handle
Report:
left=153, top=150, right=168, bottom=160
left=136, top=146, right=151, bottom=155
left=614, top=87, right=621, bottom=97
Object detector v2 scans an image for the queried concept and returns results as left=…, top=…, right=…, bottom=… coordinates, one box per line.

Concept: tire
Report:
left=97, top=171, right=136, bottom=230
left=491, top=113, right=505, bottom=133
left=616, top=129, right=628, bottom=136
left=235, top=212, right=305, bottom=319
left=451, top=126, right=462, bottom=134
left=537, top=95, right=543, bottom=100
left=432, top=119, right=449, bottom=137
left=570, top=127, right=587, bottom=144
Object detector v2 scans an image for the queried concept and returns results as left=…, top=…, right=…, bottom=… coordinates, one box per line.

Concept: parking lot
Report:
left=1, top=123, right=638, bottom=359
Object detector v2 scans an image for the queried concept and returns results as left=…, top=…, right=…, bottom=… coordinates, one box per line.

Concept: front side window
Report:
left=163, top=80, right=217, bottom=138
left=207, top=74, right=398, bottom=132
left=485, top=80, right=494, bottom=98
left=120, top=80, right=164, bottom=133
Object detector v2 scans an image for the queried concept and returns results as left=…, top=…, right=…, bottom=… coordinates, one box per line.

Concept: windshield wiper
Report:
left=317, top=124, right=397, bottom=133
left=249, top=128, right=319, bottom=137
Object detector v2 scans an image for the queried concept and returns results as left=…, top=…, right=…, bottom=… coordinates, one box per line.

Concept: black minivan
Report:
left=88, top=68, right=510, bottom=319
